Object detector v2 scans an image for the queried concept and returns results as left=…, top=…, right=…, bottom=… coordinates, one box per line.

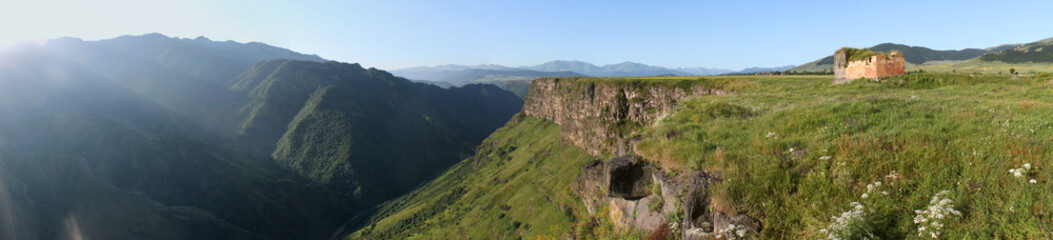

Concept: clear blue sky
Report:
left=3, top=0, right=1052, bottom=70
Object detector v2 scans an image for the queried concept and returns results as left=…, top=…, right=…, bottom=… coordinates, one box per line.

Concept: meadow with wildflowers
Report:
left=634, top=73, right=1053, bottom=238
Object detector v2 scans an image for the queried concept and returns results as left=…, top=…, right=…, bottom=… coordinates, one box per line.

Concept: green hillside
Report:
left=232, top=60, right=523, bottom=199
left=980, top=37, right=1053, bottom=63
left=348, top=73, right=1053, bottom=239
left=0, top=51, right=355, bottom=239
left=344, top=115, right=595, bottom=239
left=0, top=34, right=524, bottom=240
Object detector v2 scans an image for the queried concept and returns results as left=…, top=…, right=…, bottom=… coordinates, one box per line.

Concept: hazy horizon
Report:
left=4, top=0, right=1053, bottom=70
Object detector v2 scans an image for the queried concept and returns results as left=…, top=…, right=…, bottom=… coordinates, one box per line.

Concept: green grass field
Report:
left=349, top=72, right=1053, bottom=239
left=915, top=59, right=1053, bottom=74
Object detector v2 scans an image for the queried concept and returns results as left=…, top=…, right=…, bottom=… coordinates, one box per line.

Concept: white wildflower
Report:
left=1010, top=168, right=1025, bottom=178
left=913, top=190, right=961, bottom=239
left=1009, top=163, right=1034, bottom=179
left=885, top=171, right=899, bottom=180
left=822, top=202, right=874, bottom=239
left=766, top=132, right=776, bottom=138
left=861, top=193, right=869, bottom=199
left=1030, top=179, right=1038, bottom=184
left=819, top=156, right=832, bottom=160
left=881, top=191, right=889, bottom=196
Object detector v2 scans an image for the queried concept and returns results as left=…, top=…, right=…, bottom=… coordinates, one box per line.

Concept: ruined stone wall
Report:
left=844, top=54, right=906, bottom=81
left=834, top=50, right=906, bottom=84
left=522, top=78, right=725, bottom=156
left=833, top=51, right=847, bottom=81
left=877, top=54, right=906, bottom=78
left=845, top=59, right=873, bottom=80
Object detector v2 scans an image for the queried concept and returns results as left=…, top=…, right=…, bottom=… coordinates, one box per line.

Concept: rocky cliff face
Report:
left=522, top=77, right=758, bottom=238
left=522, top=77, right=727, bottom=156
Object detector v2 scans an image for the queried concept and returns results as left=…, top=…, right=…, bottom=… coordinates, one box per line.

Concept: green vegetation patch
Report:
left=346, top=115, right=597, bottom=239
left=840, top=47, right=898, bottom=64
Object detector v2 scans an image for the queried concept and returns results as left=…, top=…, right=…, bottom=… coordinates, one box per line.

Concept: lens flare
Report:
left=0, top=154, right=18, bottom=240
left=65, top=215, right=85, bottom=240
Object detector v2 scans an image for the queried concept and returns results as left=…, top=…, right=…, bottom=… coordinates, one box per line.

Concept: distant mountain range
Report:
left=737, top=65, right=797, bottom=74
left=391, top=64, right=518, bottom=80
left=437, top=69, right=581, bottom=86
left=788, top=41, right=1041, bottom=72
left=392, top=61, right=791, bottom=95
left=392, top=60, right=790, bottom=81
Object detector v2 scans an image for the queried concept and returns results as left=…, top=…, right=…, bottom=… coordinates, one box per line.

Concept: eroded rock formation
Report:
left=522, top=78, right=726, bottom=156
left=574, top=155, right=761, bottom=239
left=524, top=77, right=758, bottom=238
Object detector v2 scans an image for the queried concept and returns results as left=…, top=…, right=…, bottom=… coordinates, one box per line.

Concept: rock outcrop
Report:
left=574, top=155, right=761, bottom=239
left=525, top=77, right=758, bottom=237
left=522, top=77, right=726, bottom=156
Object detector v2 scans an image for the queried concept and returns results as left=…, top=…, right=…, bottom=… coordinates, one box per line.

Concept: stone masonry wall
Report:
left=833, top=51, right=847, bottom=80
left=834, top=51, right=906, bottom=84
left=846, top=54, right=905, bottom=80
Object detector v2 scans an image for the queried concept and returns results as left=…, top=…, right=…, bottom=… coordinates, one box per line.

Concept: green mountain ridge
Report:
left=790, top=43, right=995, bottom=72
left=980, top=38, right=1053, bottom=63
left=0, top=34, right=523, bottom=240
left=0, top=49, right=355, bottom=239
left=233, top=59, right=523, bottom=197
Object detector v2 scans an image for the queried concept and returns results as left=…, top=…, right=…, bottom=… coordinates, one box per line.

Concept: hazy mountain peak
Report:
left=393, top=59, right=783, bottom=82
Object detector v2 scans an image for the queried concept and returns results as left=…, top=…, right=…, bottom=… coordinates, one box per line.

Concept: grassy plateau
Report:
left=350, top=72, right=1053, bottom=239
left=634, top=73, right=1053, bottom=239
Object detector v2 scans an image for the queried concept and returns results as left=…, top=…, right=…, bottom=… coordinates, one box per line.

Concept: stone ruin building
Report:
left=833, top=48, right=905, bottom=84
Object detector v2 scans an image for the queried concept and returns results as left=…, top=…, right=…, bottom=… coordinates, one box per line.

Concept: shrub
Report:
left=648, top=181, right=664, bottom=212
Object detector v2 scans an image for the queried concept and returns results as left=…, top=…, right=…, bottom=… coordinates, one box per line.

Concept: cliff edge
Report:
left=522, top=77, right=728, bottom=156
